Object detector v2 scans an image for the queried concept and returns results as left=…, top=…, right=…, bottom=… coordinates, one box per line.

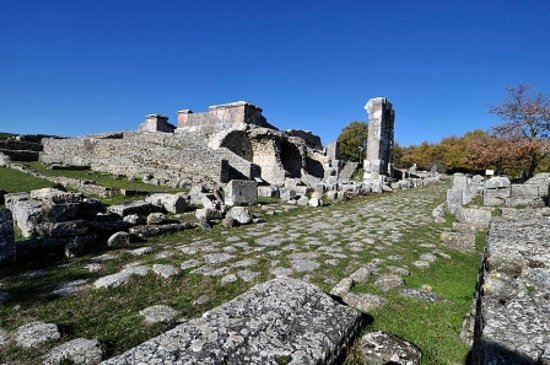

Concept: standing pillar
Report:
left=363, top=97, right=395, bottom=181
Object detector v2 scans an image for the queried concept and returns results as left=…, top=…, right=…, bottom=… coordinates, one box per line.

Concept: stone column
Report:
left=0, top=209, right=16, bottom=264
left=363, top=97, right=395, bottom=181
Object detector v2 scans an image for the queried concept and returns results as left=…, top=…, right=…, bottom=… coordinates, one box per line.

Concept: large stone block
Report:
left=10, top=197, right=43, bottom=238
left=101, top=277, right=364, bottom=365
left=456, top=208, right=492, bottom=231
left=510, top=184, right=539, bottom=199
left=483, top=188, right=510, bottom=206
left=0, top=209, right=16, bottom=264
left=107, top=201, right=158, bottom=217
left=257, top=185, right=280, bottom=199
left=145, top=193, right=187, bottom=214
left=224, top=180, right=257, bottom=206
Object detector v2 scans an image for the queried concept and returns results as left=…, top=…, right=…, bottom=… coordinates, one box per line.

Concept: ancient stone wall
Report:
left=176, top=101, right=275, bottom=135
left=40, top=134, right=238, bottom=185
left=470, top=208, right=549, bottom=364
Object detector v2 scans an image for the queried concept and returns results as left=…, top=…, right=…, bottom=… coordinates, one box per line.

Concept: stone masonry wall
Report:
left=176, top=101, right=275, bottom=135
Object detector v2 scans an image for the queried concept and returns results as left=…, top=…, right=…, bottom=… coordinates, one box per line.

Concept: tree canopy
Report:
left=336, top=121, right=368, bottom=162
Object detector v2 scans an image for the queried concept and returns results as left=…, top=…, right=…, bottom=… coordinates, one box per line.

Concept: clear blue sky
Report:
left=1, top=0, right=549, bottom=146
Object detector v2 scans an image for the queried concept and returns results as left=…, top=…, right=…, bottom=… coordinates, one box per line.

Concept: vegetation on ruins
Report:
left=394, top=85, right=550, bottom=178
left=336, top=121, right=369, bottom=162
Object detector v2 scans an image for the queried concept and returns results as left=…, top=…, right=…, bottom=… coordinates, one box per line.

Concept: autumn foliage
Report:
left=395, top=85, right=550, bottom=177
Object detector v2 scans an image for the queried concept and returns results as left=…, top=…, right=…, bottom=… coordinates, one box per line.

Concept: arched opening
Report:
left=220, top=131, right=254, bottom=162
left=280, top=140, right=302, bottom=178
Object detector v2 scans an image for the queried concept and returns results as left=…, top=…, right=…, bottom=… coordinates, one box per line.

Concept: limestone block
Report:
left=224, top=180, right=257, bottom=206
left=144, top=193, right=187, bottom=214
left=510, top=184, right=539, bottom=199
left=440, top=231, right=476, bottom=252
left=44, top=338, right=103, bottom=365
left=525, top=172, right=550, bottom=197
left=484, top=176, right=511, bottom=189
left=0, top=152, right=11, bottom=166
left=146, top=212, right=166, bottom=225
left=10, top=197, right=43, bottom=238
left=107, top=201, right=157, bottom=217
left=107, top=231, right=131, bottom=248
left=279, top=187, right=296, bottom=201
left=456, top=208, right=492, bottom=231
left=483, top=187, right=510, bottom=206
left=30, top=188, right=83, bottom=204
left=226, top=206, right=253, bottom=225
left=257, top=186, right=279, bottom=199
left=0, top=209, right=16, bottom=264
left=101, top=277, right=364, bottom=365
left=360, top=331, right=421, bottom=365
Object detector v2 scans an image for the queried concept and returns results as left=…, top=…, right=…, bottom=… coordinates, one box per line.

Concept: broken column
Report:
left=0, top=209, right=16, bottom=264
left=363, top=97, right=395, bottom=181
left=138, top=114, right=175, bottom=133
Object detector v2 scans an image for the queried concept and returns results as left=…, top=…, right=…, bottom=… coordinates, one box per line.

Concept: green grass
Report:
left=25, top=161, right=186, bottom=194
left=345, top=212, right=484, bottom=364
left=0, top=166, right=55, bottom=193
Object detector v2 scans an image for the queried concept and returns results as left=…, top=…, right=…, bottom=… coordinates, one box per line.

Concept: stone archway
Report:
left=219, top=130, right=254, bottom=162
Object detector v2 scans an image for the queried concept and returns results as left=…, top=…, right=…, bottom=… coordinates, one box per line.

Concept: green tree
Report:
left=336, top=121, right=369, bottom=162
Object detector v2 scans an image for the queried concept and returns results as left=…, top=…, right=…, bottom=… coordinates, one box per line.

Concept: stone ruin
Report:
left=363, top=97, right=395, bottom=181
left=37, top=98, right=432, bottom=203
left=437, top=173, right=550, bottom=364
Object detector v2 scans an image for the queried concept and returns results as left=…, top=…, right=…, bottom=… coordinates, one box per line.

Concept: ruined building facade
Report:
left=40, top=101, right=329, bottom=188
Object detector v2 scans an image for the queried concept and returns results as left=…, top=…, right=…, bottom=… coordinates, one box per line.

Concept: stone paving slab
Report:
left=101, top=277, right=365, bottom=365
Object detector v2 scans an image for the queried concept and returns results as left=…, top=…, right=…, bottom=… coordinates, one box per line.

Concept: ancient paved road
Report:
left=113, top=180, right=449, bottom=292
left=1, top=181, right=452, bottom=364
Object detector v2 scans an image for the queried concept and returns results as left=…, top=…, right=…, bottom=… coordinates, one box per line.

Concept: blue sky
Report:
left=1, top=0, right=549, bottom=146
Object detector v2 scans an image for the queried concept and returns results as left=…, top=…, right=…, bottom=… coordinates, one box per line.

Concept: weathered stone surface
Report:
left=44, top=338, right=103, bottom=365
left=52, top=279, right=90, bottom=297
left=363, top=97, right=394, bottom=181
left=122, top=214, right=143, bottom=225
left=101, top=277, right=364, bottom=365
left=145, top=193, right=187, bottom=214
left=485, top=176, right=511, bottom=190
left=129, top=222, right=192, bottom=238
left=308, top=197, right=323, bottom=207
left=440, top=231, right=476, bottom=252
left=15, top=321, right=61, bottom=348
left=471, top=208, right=550, bottom=364
left=432, top=203, right=446, bottom=224
left=224, top=180, right=257, bottom=206
left=359, top=331, right=421, bottom=365
left=225, top=206, right=253, bottom=225
left=341, top=292, right=386, bottom=313
left=107, top=201, right=157, bottom=217
left=107, top=231, right=131, bottom=248
left=400, top=288, right=443, bottom=303
left=93, top=272, right=132, bottom=289
left=195, top=207, right=223, bottom=221
left=65, top=234, right=99, bottom=258
left=456, top=208, right=491, bottom=231
left=291, top=258, right=320, bottom=272
left=0, top=209, right=16, bottom=264
left=152, top=264, right=179, bottom=279
left=146, top=212, right=166, bottom=225
left=257, top=185, right=279, bottom=199
left=525, top=172, right=550, bottom=197
left=374, top=274, right=405, bottom=292
left=140, top=305, right=179, bottom=324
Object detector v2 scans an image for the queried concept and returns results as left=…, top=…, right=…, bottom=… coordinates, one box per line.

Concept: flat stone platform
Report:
left=101, top=277, right=364, bottom=365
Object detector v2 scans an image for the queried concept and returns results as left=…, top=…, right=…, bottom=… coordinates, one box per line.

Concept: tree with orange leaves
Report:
left=490, top=84, right=550, bottom=178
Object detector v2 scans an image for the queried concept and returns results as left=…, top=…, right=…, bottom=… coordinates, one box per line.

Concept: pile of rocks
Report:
left=483, top=175, right=547, bottom=207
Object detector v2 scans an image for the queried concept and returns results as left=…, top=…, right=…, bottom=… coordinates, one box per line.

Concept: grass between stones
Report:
left=0, top=179, right=483, bottom=364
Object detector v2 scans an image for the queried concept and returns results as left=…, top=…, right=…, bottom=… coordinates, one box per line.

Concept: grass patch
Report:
left=24, top=162, right=187, bottom=194
left=0, top=166, right=55, bottom=193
